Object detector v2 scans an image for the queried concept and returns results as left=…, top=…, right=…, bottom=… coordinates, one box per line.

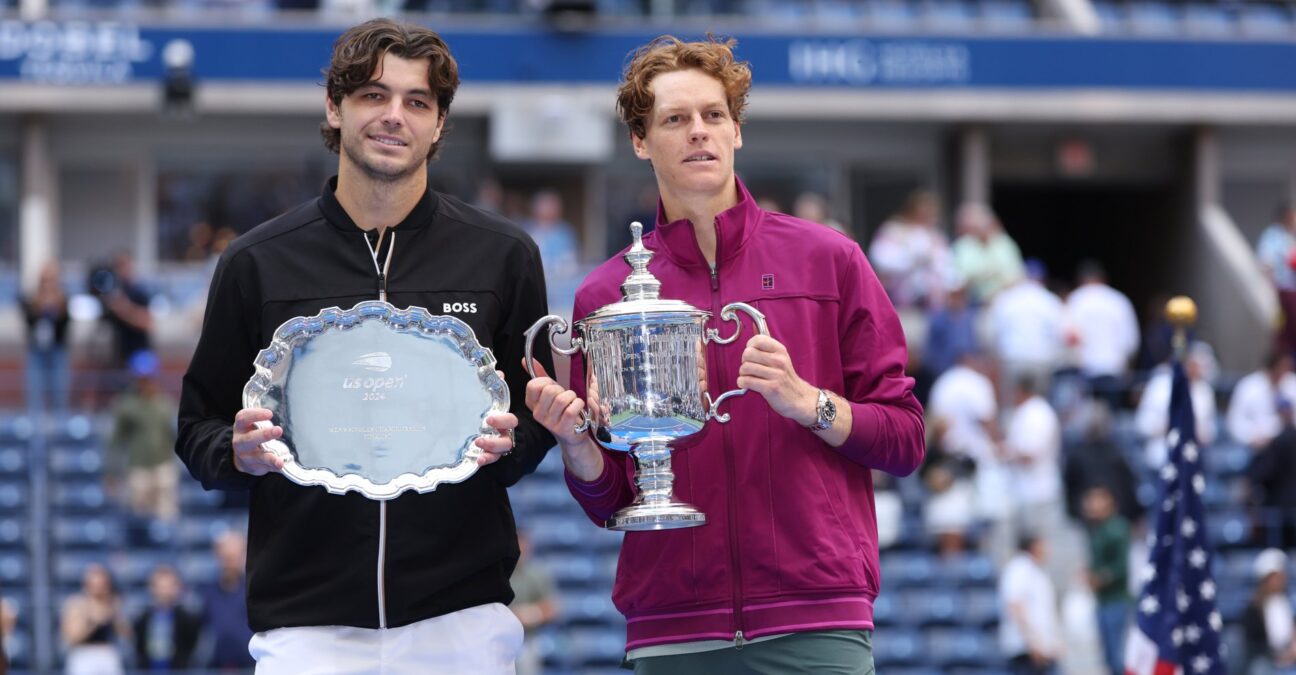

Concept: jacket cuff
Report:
left=841, top=400, right=880, bottom=457
left=564, top=453, right=619, bottom=500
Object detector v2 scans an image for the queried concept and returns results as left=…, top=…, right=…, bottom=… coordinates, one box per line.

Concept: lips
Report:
left=683, top=152, right=716, bottom=163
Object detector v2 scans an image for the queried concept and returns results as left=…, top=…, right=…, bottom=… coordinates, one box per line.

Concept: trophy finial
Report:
left=621, top=221, right=661, bottom=301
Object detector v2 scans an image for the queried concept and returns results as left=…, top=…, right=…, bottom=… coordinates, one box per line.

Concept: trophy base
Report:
left=606, top=503, right=707, bottom=531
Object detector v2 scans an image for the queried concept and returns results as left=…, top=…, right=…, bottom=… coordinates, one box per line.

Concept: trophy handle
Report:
left=704, top=302, right=770, bottom=423
left=522, top=314, right=592, bottom=434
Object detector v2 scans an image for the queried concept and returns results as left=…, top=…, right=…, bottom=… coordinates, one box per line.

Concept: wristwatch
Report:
left=807, top=389, right=837, bottom=432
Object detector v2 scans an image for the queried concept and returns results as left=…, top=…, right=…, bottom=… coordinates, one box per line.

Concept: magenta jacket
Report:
left=565, top=178, right=925, bottom=651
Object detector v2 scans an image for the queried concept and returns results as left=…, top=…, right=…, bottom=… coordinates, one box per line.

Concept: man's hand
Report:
left=735, top=335, right=818, bottom=426
left=232, top=408, right=285, bottom=475
left=523, top=359, right=604, bottom=481
left=475, top=410, right=519, bottom=466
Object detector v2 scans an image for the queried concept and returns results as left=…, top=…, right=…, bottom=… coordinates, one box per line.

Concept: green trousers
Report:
left=631, top=630, right=875, bottom=675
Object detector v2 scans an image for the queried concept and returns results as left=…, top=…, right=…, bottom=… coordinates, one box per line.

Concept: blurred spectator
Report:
left=1134, top=343, right=1217, bottom=469
left=133, top=565, right=201, bottom=671
left=1256, top=203, right=1296, bottom=358
left=610, top=183, right=659, bottom=257
left=1228, top=352, right=1296, bottom=449
left=998, top=534, right=1061, bottom=675
left=521, top=189, right=580, bottom=281
left=921, top=456, right=976, bottom=557
left=869, top=189, right=950, bottom=312
left=1082, top=485, right=1130, bottom=675
left=987, top=259, right=1064, bottom=404
left=1242, top=549, right=1296, bottom=675
left=792, top=191, right=847, bottom=234
left=508, top=531, right=557, bottom=675
left=927, top=350, right=999, bottom=465
left=1064, top=260, right=1140, bottom=409
left=1135, top=293, right=1175, bottom=372
left=200, top=531, right=255, bottom=670
left=20, top=260, right=70, bottom=420
left=94, top=252, right=154, bottom=370
left=951, top=202, right=1024, bottom=306
left=1249, top=400, right=1296, bottom=550
left=872, top=470, right=903, bottom=550
left=1062, top=400, right=1143, bottom=525
left=61, top=564, right=129, bottom=675
left=921, top=279, right=978, bottom=381
left=183, top=221, right=216, bottom=262
left=473, top=176, right=504, bottom=214
left=107, top=351, right=179, bottom=524
left=1002, top=378, right=1063, bottom=555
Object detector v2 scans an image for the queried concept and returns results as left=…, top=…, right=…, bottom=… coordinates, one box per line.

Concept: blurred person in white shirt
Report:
left=1003, top=378, right=1063, bottom=533
left=999, top=534, right=1062, bottom=675
left=1228, top=352, right=1296, bottom=449
left=1064, top=260, right=1140, bottom=408
left=1135, top=342, right=1218, bottom=469
left=988, top=259, right=1064, bottom=404
left=869, top=189, right=950, bottom=312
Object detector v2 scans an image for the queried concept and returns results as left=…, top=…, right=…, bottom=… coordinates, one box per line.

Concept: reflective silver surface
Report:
left=244, top=301, right=509, bottom=500
left=525, top=223, right=769, bottom=531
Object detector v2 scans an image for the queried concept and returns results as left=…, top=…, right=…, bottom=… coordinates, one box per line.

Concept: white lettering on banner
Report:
left=789, top=39, right=970, bottom=85
left=0, top=20, right=153, bottom=84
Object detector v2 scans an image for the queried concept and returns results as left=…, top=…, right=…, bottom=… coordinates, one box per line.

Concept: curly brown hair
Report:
left=616, top=35, right=751, bottom=140
left=320, top=19, right=460, bottom=160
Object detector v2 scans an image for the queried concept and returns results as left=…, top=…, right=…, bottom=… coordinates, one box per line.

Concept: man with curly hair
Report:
left=177, top=19, right=555, bottom=672
left=526, top=35, right=925, bottom=673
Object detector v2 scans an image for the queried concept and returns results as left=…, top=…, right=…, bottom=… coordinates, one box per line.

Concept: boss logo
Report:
left=443, top=302, right=478, bottom=314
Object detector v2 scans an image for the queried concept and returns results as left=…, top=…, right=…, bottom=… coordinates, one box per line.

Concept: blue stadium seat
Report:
left=924, top=627, right=1003, bottom=668
left=51, top=479, right=108, bottom=512
left=178, top=479, right=225, bottom=511
left=0, top=516, right=23, bottom=548
left=178, top=551, right=219, bottom=585
left=560, top=590, right=620, bottom=626
left=178, top=514, right=245, bottom=549
left=0, top=481, right=26, bottom=512
left=1204, top=442, right=1250, bottom=478
left=565, top=626, right=626, bottom=668
left=873, top=627, right=924, bottom=667
left=1205, top=508, right=1252, bottom=549
left=935, top=552, right=997, bottom=588
left=52, top=515, right=123, bottom=549
left=881, top=551, right=938, bottom=588
left=0, top=552, right=25, bottom=584
left=869, top=0, right=920, bottom=29
left=924, top=0, right=977, bottom=30
left=48, top=446, right=105, bottom=476
left=0, top=446, right=27, bottom=476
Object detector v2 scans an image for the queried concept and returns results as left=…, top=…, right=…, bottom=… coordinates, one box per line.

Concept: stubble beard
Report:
left=341, top=132, right=426, bottom=184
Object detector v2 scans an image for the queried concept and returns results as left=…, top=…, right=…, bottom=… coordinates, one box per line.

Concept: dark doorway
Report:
left=992, top=181, right=1189, bottom=327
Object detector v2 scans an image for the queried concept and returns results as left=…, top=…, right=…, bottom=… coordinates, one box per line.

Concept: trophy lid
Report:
left=581, top=222, right=710, bottom=323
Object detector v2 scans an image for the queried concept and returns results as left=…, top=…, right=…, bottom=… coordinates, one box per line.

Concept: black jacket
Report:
left=133, top=605, right=202, bottom=669
left=176, top=178, right=556, bottom=632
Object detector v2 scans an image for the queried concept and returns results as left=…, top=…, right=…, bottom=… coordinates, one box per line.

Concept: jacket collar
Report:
left=653, top=176, right=760, bottom=269
left=318, top=175, right=439, bottom=234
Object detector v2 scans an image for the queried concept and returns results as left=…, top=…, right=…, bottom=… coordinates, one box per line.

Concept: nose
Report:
left=380, top=98, right=405, bottom=128
left=688, top=113, right=708, bottom=142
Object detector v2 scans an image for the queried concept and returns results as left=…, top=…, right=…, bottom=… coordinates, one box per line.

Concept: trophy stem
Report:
left=606, top=440, right=707, bottom=531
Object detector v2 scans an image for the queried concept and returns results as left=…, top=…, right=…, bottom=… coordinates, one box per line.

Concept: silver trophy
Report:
left=524, top=222, right=768, bottom=531
left=243, top=301, right=509, bottom=500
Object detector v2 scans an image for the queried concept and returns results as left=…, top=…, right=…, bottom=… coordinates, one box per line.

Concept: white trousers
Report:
left=250, top=602, right=524, bottom=675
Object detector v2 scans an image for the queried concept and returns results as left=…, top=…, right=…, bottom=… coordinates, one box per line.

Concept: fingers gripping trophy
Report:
left=524, top=222, right=768, bottom=531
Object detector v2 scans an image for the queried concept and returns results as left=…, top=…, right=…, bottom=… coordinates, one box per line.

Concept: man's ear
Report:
left=325, top=94, right=342, bottom=130
left=733, top=121, right=742, bottom=151
left=632, top=131, right=650, bottom=160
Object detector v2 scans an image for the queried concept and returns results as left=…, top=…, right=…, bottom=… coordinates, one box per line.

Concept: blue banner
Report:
left=0, top=20, right=1294, bottom=91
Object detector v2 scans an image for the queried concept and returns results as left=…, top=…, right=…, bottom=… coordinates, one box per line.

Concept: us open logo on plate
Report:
left=352, top=352, right=392, bottom=373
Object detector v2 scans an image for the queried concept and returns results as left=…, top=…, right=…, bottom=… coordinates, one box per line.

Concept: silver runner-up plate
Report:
left=242, top=301, right=509, bottom=500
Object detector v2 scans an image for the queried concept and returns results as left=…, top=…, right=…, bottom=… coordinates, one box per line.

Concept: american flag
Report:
left=1125, top=361, right=1226, bottom=675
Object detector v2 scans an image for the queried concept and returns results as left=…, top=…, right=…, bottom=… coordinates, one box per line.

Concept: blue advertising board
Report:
left=0, top=20, right=1294, bottom=91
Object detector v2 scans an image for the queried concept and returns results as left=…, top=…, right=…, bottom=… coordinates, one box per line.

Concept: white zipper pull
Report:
left=734, top=630, right=745, bottom=650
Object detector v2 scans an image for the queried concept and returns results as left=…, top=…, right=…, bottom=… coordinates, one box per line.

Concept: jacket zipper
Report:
left=365, top=230, right=396, bottom=629
left=706, top=233, right=746, bottom=649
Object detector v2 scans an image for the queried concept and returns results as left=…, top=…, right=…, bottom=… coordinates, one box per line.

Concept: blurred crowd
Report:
left=14, top=178, right=1296, bottom=674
